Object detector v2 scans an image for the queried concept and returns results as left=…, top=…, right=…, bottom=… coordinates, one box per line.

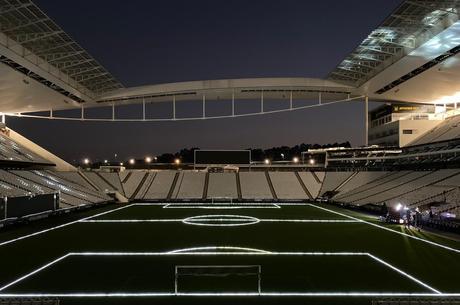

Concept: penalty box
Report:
left=0, top=250, right=438, bottom=296
left=84, top=203, right=351, bottom=221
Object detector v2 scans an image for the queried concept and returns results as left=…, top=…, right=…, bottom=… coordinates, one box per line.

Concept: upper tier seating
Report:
left=409, top=114, right=460, bottom=146
left=0, top=133, right=51, bottom=164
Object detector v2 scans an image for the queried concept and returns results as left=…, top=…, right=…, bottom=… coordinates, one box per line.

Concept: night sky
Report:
left=7, top=0, right=402, bottom=163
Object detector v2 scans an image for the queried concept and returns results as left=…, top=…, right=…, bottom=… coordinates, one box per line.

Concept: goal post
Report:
left=175, top=265, right=261, bottom=294
left=210, top=197, right=234, bottom=205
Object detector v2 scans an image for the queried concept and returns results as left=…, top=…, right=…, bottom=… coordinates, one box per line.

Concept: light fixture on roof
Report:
left=145, top=156, right=152, bottom=163
left=309, top=159, right=315, bottom=165
left=83, top=158, right=90, bottom=165
left=264, top=159, right=270, bottom=165
left=174, top=158, right=181, bottom=165
left=129, top=158, right=135, bottom=165
left=292, top=157, right=299, bottom=164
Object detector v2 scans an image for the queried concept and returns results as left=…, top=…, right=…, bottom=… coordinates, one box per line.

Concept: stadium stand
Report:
left=319, top=171, right=356, bottom=196
left=409, top=114, right=460, bottom=146
left=84, top=172, right=116, bottom=192
left=98, top=172, right=125, bottom=195
left=119, top=170, right=131, bottom=183
left=52, top=171, right=98, bottom=191
left=171, top=171, right=206, bottom=200
left=313, top=171, right=325, bottom=183
left=0, top=132, right=52, bottom=165
left=297, top=171, right=323, bottom=198
left=0, top=169, right=52, bottom=196
left=239, top=172, right=273, bottom=200
left=207, top=172, right=238, bottom=199
left=269, top=172, right=307, bottom=200
left=141, top=171, right=177, bottom=200
left=334, top=171, right=390, bottom=199
left=122, top=170, right=147, bottom=199
left=12, top=170, right=110, bottom=207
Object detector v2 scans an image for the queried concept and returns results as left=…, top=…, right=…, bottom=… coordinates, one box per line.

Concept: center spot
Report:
left=182, top=214, right=260, bottom=227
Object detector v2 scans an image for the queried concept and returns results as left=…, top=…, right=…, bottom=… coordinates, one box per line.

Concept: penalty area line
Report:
left=307, top=204, right=460, bottom=254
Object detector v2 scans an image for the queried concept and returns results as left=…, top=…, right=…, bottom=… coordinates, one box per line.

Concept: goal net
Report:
left=175, top=265, right=261, bottom=294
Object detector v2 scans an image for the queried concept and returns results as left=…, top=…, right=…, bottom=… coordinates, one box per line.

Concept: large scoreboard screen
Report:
left=194, top=150, right=251, bottom=165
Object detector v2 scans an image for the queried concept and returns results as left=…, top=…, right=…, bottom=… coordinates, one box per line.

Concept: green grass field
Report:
left=0, top=202, right=459, bottom=305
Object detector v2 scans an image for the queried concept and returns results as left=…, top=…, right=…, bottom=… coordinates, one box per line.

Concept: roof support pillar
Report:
left=202, top=94, right=206, bottom=119
left=261, top=90, right=264, bottom=113
left=231, top=89, right=235, bottom=117
left=173, top=95, right=176, bottom=120
left=290, top=91, right=293, bottom=109
left=142, top=98, right=146, bottom=121
left=364, top=96, right=369, bottom=147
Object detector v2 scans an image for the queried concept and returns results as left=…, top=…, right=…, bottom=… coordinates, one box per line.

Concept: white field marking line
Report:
left=0, top=250, right=438, bottom=295
left=2, top=293, right=460, bottom=298
left=167, top=246, right=272, bottom=254
left=0, top=204, right=134, bottom=247
left=367, top=253, right=440, bottom=294
left=0, top=253, right=71, bottom=291
left=182, top=215, right=259, bottom=227
left=157, top=202, right=302, bottom=206
left=163, top=205, right=281, bottom=209
left=80, top=218, right=359, bottom=223
left=308, top=204, right=460, bottom=254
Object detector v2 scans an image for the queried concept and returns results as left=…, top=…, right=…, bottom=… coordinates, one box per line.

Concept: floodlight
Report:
left=309, top=159, right=315, bottom=165
left=395, top=203, right=402, bottom=211
left=293, top=157, right=299, bottom=163
left=83, top=158, right=90, bottom=165
left=129, top=158, right=135, bottom=165
left=145, top=156, right=152, bottom=163
left=174, top=158, right=181, bottom=165
left=264, top=159, right=270, bottom=165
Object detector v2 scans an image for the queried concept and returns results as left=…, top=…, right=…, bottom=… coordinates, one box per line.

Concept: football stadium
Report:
left=0, top=0, right=460, bottom=304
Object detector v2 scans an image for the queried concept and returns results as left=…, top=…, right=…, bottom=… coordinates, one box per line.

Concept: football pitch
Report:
left=0, top=202, right=459, bottom=305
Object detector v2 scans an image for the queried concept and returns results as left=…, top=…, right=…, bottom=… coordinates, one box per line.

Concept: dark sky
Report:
left=8, top=0, right=402, bottom=163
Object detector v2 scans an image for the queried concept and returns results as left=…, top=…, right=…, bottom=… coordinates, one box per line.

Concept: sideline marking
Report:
left=308, top=204, right=460, bottom=254
left=0, top=204, right=134, bottom=247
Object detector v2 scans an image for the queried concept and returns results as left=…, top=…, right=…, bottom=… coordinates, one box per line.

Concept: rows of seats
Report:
left=409, top=114, right=460, bottom=146
left=52, top=171, right=97, bottom=190
left=122, top=171, right=146, bottom=199
left=139, top=171, right=177, bottom=200
left=319, top=172, right=355, bottom=196
left=0, top=133, right=51, bottom=164
left=239, top=172, right=273, bottom=200
left=207, top=172, right=238, bottom=199
left=171, top=171, right=205, bottom=200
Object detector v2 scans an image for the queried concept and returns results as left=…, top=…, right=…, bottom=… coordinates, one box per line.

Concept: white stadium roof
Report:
left=0, top=0, right=460, bottom=115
